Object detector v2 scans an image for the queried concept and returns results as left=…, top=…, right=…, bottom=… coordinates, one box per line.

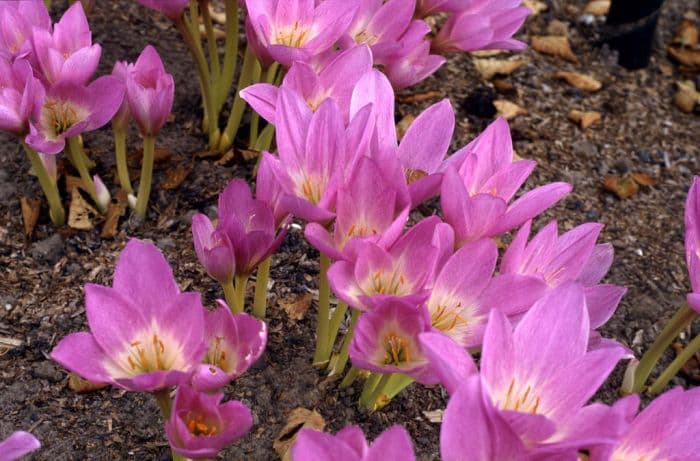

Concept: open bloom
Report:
left=293, top=425, right=416, bottom=461
left=136, top=0, right=189, bottom=19
left=126, top=45, right=174, bottom=137
left=165, top=386, right=252, bottom=459
left=441, top=117, right=571, bottom=245
left=382, top=20, right=446, bottom=89
left=30, top=1, right=101, bottom=84
left=685, top=176, right=700, bottom=312
left=25, top=76, right=125, bottom=154
left=0, top=57, right=43, bottom=135
left=245, top=0, right=358, bottom=67
left=431, top=0, right=530, bottom=53
left=51, top=239, right=207, bottom=392
left=0, top=431, right=41, bottom=461
left=0, top=0, right=50, bottom=60
left=191, top=302, right=267, bottom=392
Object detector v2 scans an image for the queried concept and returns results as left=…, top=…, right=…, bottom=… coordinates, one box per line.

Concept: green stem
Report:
left=232, top=274, right=248, bottom=314
left=361, top=373, right=392, bottom=411
left=21, top=142, right=65, bottom=226
left=328, top=309, right=360, bottom=376
left=66, top=136, right=103, bottom=212
left=630, top=303, right=696, bottom=394
left=313, top=254, right=332, bottom=367
left=222, top=279, right=236, bottom=312
left=200, top=0, right=221, bottom=89
left=359, top=372, right=382, bottom=407
left=134, top=135, right=156, bottom=219
left=249, top=112, right=260, bottom=147
left=215, top=0, right=239, bottom=114
left=252, top=124, right=276, bottom=177
left=218, top=46, right=260, bottom=153
left=327, top=301, right=349, bottom=354
left=649, top=330, right=700, bottom=395
left=382, top=374, right=414, bottom=402
left=113, top=128, right=132, bottom=194
left=340, top=367, right=360, bottom=389
left=253, top=256, right=271, bottom=319
left=153, top=390, right=187, bottom=461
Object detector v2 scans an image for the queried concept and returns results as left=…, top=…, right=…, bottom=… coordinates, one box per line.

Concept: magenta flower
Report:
left=685, top=176, right=700, bottom=313
left=126, top=45, right=174, bottom=137
left=421, top=283, right=628, bottom=456
left=256, top=153, right=293, bottom=229
left=191, top=301, right=267, bottom=392
left=245, top=0, right=358, bottom=67
left=441, top=117, right=571, bottom=245
left=0, top=57, right=43, bottom=135
left=30, top=1, right=101, bottom=85
left=415, top=0, right=471, bottom=17
left=110, top=60, right=132, bottom=132
left=0, top=431, right=41, bottom=461
left=382, top=20, right=446, bottom=89
left=328, top=217, right=453, bottom=312
left=165, top=386, right=252, bottom=459
left=349, top=299, right=434, bottom=383
left=292, top=425, right=416, bottom=461
left=25, top=76, right=125, bottom=154
left=0, top=0, right=50, bottom=60
left=431, top=0, right=530, bottom=53
left=136, top=0, right=189, bottom=19
left=501, top=219, right=626, bottom=330
left=192, top=214, right=236, bottom=285
left=304, top=155, right=411, bottom=261
left=51, top=239, right=207, bottom=392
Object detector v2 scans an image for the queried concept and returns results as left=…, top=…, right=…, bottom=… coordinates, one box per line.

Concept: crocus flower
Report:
left=93, top=174, right=111, bottom=212
left=0, top=431, right=41, bottom=461
left=256, top=153, right=293, bottom=228
left=0, top=57, right=43, bottom=135
left=30, top=1, right=101, bottom=84
left=191, top=214, right=236, bottom=284
left=136, top=0, right=189, bottom=20
left=441, top=117, right=571, bottom=245
left=382, top=20, right=446, bottom=89
left=245, top=0, right=358, bottom=67
left=421, top=283, right=628, bottom=456
left=328, top=217, right=453, bottom=312
left=51, top=239, right=207, bottom=392
left=684, top=176, right=700, bottom=312
left=25, top=76, right=125, bottom=154
left=165, top=386, right=252, bottom=459
left=349, top=299, right=435, bottom=383
left=126, top=45, right=174, bottom=137
left=292, top=425, right=416, bottom=461
left=0, top=0, right=51, bottom=60
left=110, top=60, right=131, bottom=132
left=431, top=0, right=530, bottom=53
left=191, top=301, right=267, bottom=392
left=415, top=0, right=471, bottom=17
left=501, top=220, right=626, bottom=331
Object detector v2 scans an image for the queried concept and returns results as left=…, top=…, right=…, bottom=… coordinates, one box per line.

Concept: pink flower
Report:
left=51, top=239, right=207, bottom=392
left=0, top=431, right=41, bottom=461
left=126, top=45, right=174, bottom=137
left=415, top=0, right=471, bottom=17
left=165, top=386, right=252, bottom=459
left=136, top=0, right=189, bottom=20
left=0, top=0, right=51, bottom=60
left=382, top=20, right=445, bottom=89
left=293, top=425, right=415, bottom=461
left=0, top=57, right=43, bottom=135
left=685, top=176, right=700, bottom=312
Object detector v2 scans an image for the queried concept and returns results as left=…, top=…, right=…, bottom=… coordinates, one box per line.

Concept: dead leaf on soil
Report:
left=568, top=110, right=602, bottom=129
left=494, top=100, right=528, bottom=120
left=395, top=91, right=442, bottom=104
left=396, top=113, right=416, bottom=141
left=554, top=71, right=602, bottom=92
left=522, top=0, right=547, bottom=16
left=161, top=164, right=192, bottom=190
left=274, top=408, right=325, bottom=461
left=100, top=190, right=128, bottom=238
left=128, top=147, right=172, bottom=166
left=583, top=0, right=610, bottom=16
left=472, top=58, right=528, bottom=80
left=279, top=293, right=313, bottom=321
left=674, top=80, right=700, bottom=113
left=240, top=149, right=260, bottom=161
left=469, top=49, right=505, bottom=57
left=667, top=46, right=700, bottom=69
left=423, top=409, right=444, bottom=423
left=215, top=149, right=236, bottom=165
left=672, top=342, right=700, bottom=383
left=20, top=197, right=40, bottom=237
left=604, top=173, right=653, bottom=199
left=198, top=23, right=226, bottom=41
left=68, top=189, right=99, bottom=230
left=673, top=19, right=699, bottom=48
left=531, top=35, right=578, bottom=63
left=546, top=19, right=569, bottom=37
left=68, top=373, right=109, bottom=393
left=65, top=175, right=86, bottom=194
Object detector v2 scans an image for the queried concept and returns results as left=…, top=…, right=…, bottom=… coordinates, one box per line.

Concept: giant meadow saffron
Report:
left=0, top=431, right=41, bottom=461
left=292, top=425, right=416, bottom=461
left=0, top=0, right=50, bottom=60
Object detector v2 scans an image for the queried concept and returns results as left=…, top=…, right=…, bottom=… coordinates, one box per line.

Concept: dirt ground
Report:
left=0, top=0, right=699, bottom=459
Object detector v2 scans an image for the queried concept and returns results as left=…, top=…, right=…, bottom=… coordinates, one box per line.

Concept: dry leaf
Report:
left=546, top=19, right=569, bottom=37
left=68, top=189, right=98, bottom=230
left=198, top=23, right=226, bottom=40
left=470, top=49, right=505, bottom=57
left=396, top=113, right=416, bottom=140
left=68, top=373, right=108, bottom=393
left=493, top=78, right=515, bottom=93
left=273, top=408, right=325, bottom=461
left=279, top=293, right=313, bottom=321
left=101, top=190, right=128, bottom=238
left=583, top=0, right=610, bottom=16
left=522, top=0, right=547, bottom=16
left=568, top=110, right=602, bottom=129
left=604, top=174, right=653, bottom=199
left=20, top=197, right=40, bottom=237
left=472, top=58, right=527, bottom=80
left=674, top=80, right=700, bottom=113
left=423, top=409, right=444, bottom=423
left=129, top=147, right=172, bottom=166
left=494, top=100, right=528, bottom=120
left=554, top=71, right=602, bottom=92
left=208, top=4, right=226, bottom=24
left=395, top=91, right=442, bottom=104
left=65, top=175, right=86, bottom=194
left=531, top=35, right=578, bottom=63
left=215, top=149, right=235, bottom=165
left=672, top=342, right=700, bottom=384
left=668, top=46, right=700, bottom=69
left=195, top=150, right=221, bottom=159
left=161, top=164, right=191, bottom=190
left=240, top=149, right=260, bottom=161
left=631, top=173, right=654, bottom=187
left=673, top=19, right=699, bottom=47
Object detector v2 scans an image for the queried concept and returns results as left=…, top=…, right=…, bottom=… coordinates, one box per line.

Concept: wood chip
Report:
left=279, top=293, right=313, bottom=321
left=531, top=35, right=578, bottom=63
left=68, top=189, right=98, bottom=230
left=472, top=58, right=527, bottom=80
left=673, top=19, right=699, bottom=47
left=161, top=164, right=192, bottom=190
left=273, top=408, right=325, bottom=461
left=554, top=71, right=602, bottom=92
left=100, top=190, right=128, bottom=238
left=396, top=91, right=442, bottom=104
left=568, top=110, right=602, bottom=129
left=494, top=100, right=528, bottom=120
left=668, top=46, right=700, bottom=69
left=583, top=0, right=610, bottom=16
left=68, top=373, right=109, bottom=393
left=674, top=80, right=700, bottom=113
left=396, top=113, right=416, bottom=141
left=522, top=0, right=547, bottom=16
left=20, top=197, right=41, bottom=237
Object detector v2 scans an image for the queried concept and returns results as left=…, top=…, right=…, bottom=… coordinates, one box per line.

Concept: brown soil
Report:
left=0, top=0, right=699, bottom=459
